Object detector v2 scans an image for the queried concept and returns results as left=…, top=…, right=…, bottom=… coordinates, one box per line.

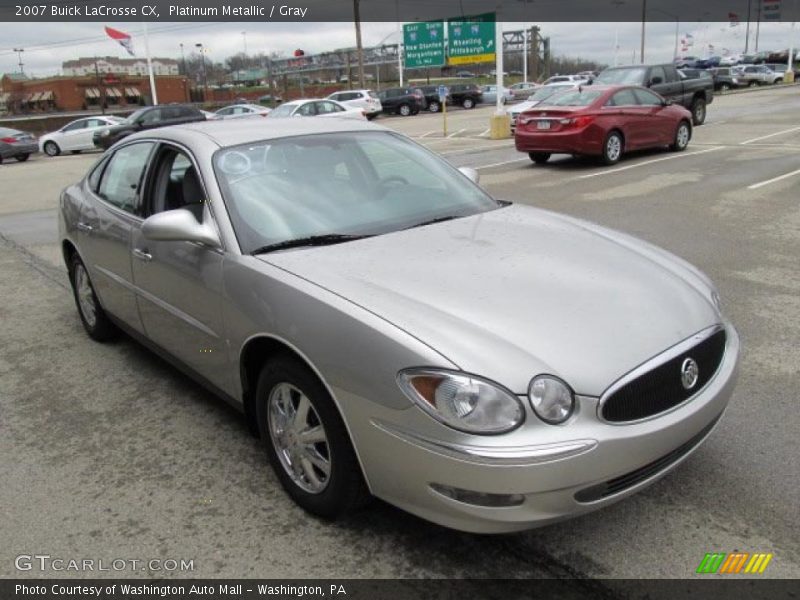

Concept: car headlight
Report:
left=528, top=375, right=575, bottom=424
left=100, top=130, right=110, bottom=137
left=397, top=369, right=524, bottom=435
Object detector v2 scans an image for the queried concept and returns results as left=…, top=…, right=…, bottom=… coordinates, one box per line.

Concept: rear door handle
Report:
left=132, top=248, right=152, bottom=262
left=76, top=221, right=93, bottom=233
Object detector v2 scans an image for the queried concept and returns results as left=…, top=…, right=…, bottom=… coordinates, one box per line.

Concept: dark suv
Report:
left=416, top=85, right=449, bottom=112
left=376, top=87, right=425, bottom=116
left=93, top=104, right=206, bottom=149
left=447, top=83, right=483, bottom=109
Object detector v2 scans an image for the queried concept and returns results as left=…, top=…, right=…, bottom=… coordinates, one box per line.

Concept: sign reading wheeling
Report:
left=403, top=21, right=445, bottom=68
left=447, top=13, right=496, bottom=65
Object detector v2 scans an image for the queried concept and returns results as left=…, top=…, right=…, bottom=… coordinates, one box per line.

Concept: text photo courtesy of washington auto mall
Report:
left=0, top=0, right=799, bottom=598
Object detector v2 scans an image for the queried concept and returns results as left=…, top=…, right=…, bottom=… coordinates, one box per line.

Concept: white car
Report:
left=326, top=90, right=382, bottom=120
left=719, top=55, right=741, bottom=66
left=506, top=82, right=578, bottom=130
left=213, top=103, right=271, bottom=120
left=39, top=115, right=124, bottom=157
left=542, top=75, right=585, bottom=85
left=267, top=99, right=366, bottom=121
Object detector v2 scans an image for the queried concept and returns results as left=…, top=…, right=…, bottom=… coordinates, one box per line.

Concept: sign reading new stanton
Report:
left=403, top=21, right=445, bottom=68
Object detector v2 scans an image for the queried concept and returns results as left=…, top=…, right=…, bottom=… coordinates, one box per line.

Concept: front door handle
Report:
left=132, top=248, right=152, bottom=262
left=76, top=221, right=93, bottom=233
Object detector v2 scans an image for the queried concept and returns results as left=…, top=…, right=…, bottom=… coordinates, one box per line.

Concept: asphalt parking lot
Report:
left=1, top=86, right=799, bottom=586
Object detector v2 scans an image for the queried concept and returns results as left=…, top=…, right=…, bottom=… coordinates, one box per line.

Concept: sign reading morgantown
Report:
left=447, top=13, right=496, bottom=65
left=403, top=21, right=445, bottom=68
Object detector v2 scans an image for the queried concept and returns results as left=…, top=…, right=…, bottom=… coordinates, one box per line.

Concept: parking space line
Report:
left=447, top=128, right=466, bottom=138
left=740, top=126, right=800, bottom=145
left=474, top=158, right=530, bottom=170
left=575, top=147, right=725, bottom=180
left=747, top=168, right=800, bottom=190
left=418, top=131, right=437, bottom=138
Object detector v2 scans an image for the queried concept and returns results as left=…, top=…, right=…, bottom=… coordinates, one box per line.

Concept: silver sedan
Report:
left=58, top=119, right=739, bottom=533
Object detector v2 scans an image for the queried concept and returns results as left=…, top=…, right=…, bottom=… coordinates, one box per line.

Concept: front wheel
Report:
left=398, top=103, right=411, bottom=117
left=428, top=100, right=440, bottom=113
left=69, top=254, right=118, bottom=341
left=462, top=98, right=475, bottom=109
left=43, top=141, right=60, bottom=157
left=602, top=131, right=624, bottom=165
left=256, top=356, right=370, bottom=519
left=690, top=98, right=706, bottom=125
left=749, top=80, right=758, bottom=87
left=670, top=121, right=691, bottom=152
left=529, top=152, right=551, bottom=164
left=720, top=83, right=730, bottom=91
left=15, top=154, right=30, bottom=162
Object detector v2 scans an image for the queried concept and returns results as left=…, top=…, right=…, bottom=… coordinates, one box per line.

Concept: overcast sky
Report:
left=0, top=21, right=796, bottom=77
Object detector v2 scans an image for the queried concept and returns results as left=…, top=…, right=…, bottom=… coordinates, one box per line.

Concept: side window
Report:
left=139, top=109, right=161, bottom=125
left=632, top=88, right=663, bottom=106
left=607, top=89, right=638, bottom=106
left=148, top=147, right=205, bottom=221
left=87, top=155, right=111, bottom=193
left=63, top=120, right=87, bottom=132
left=85, top=119, right=104, bottom=128
left=217, top=107, right=232, bottom=116
left=296, top=103, right=316, bottom=116
left=650, top=66, right=667, bottom=84
left=97, top=142, right=154, bottom=213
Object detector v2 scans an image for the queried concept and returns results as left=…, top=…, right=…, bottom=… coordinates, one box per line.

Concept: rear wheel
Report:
left=15, top=154, right=30, bottom=162
left=748, top=80, right=758, bottom=87
left=256, top=356, right=371, bottom=518
left=602, top=131, right=624, bottom=165
left=690, top=97, right=706, bottom=125
left=428, top=100, right=441, bottom=113
left=43, top=141, right=60, bottom=157
left=69, top=254, right=118, bottom=342
left=720, top=83, right=731, bottom=91
left=528, top=152, right=551, bottom=164
left=398, top=103, right=411, bottom=117
left=670, top=121, right=691, bottom=152
left=462, top=98, right=475, bottom=109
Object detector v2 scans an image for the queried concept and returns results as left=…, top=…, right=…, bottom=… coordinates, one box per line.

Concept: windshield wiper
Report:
left=404, top=215, right=462, bottom=230
left=251, top=234, right=372, bottom=255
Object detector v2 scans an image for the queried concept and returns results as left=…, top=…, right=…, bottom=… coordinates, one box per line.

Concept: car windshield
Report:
left=268, top=103, right=298, bottom=118
left=213, top=131, right=500, bottom=253
left=548, top=89, right=603, bottom=106
left=125, top=108, right=148, bottom=123
left=595, top=67, right=649, bottom=84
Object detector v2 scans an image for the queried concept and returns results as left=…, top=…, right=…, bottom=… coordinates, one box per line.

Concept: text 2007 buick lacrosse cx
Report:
left=59, top=118, right=738, bottom=533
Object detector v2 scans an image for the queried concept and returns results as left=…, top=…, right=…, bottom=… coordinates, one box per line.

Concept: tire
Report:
left=462, top=98, right=475, bottom=109
left=0, top=155, right=3, bottom=165
left=43, top=141, right=60, bottom=157
left=68, top=253, right=118, bottom=342
left=365, top=113, right=377, bottom=121
left=398, top=103, right=411, bottom=117
left=601, top=131, right=624, bottom=165
left=720, top=83, right=730, bottom=91
left=428, top=100, right=441, bottom=113
left=670, top=120, right=691, bottom=152
left=749, top=80, right=758, bottom=87
left=256, top=356, right=370, bottom=519
left=528, top=152, right=551, bottom=164
left=15, top=154, right=30, bottom=162
left=690, top=98, right=706, bottom=125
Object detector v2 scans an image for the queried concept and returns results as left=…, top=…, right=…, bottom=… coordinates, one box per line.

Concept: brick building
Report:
left=0, top=74, right=190, bottom=114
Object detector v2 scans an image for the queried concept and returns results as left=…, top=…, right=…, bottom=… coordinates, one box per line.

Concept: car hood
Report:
left=260, top=204, right=720, bottom=396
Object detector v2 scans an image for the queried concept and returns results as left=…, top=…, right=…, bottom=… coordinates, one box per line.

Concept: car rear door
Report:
left=80, top=118, right=108, bottom=149
left=77, top=141, right=155, bottom=333
left=603, top=88, right=647, bottom=148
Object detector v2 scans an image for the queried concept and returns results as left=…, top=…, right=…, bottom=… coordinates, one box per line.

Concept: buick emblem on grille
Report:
left=681, top=358, right=699, bottom=390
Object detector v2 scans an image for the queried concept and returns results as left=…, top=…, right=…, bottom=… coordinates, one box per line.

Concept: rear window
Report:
left=549, top=89, right=603, bottom=106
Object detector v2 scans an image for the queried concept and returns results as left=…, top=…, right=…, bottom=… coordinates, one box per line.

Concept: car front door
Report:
left=59, top=119, right=89, bottom=151
left=80, top=118, right=108, bottom=149
left=78, top=141, right=155, bottom=333
left=632, top=88, right=675, bottom=146
left=129, top=144, right=229, bottom=390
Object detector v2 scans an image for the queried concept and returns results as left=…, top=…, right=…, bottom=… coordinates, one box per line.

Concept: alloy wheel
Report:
left=74, top=263, right=97, bottom=328
left=606, top=134, right=622, bottom=162
left=268, top=382, right=331, bottom=494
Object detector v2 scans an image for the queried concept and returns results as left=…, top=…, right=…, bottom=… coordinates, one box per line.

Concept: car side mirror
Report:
left=663, top=98, right=674, bottom=106
left=142, top=208, right=220, bottom=248
left=459, top=166, right=480, bottom=184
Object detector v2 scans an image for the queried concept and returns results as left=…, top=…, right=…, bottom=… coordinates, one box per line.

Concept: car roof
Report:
left=124, top=116, right=389, bottom=149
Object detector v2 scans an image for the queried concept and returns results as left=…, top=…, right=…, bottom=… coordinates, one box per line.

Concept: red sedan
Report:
left=514, top=85, right=693, bottom=165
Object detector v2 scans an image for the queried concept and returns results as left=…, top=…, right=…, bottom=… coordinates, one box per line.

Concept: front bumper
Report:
left=338, top=323, right=739, bottom=533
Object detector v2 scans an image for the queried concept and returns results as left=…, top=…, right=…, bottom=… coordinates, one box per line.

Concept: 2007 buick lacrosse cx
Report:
left=59, top=118, right=739, bottom=533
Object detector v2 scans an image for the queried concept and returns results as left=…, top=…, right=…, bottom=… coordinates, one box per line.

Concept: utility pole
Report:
left=353, top=0, right=365, bottom=88
left=13, top=48, right=24, bottom=74
left=640, top=0, right=647, bottom=64
left=179, top=43, right=186, bottom=76
left=745, top=0, right=752, bottom=53
left=195, top=43, right=209, bottom=102
left=523, top=25, right=528, bottom=82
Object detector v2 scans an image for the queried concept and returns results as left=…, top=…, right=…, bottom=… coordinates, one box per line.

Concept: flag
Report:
left=105, top=26, right=135, bottom=56
left=684, top=33, right=694, bottom=46
left=728, top=12, right=739, bottom=26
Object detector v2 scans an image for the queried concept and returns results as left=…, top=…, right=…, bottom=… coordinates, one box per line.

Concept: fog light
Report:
left=430, top=483, right=525, bottom=507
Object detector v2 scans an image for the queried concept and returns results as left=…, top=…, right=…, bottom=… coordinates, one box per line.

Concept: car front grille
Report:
left=574, top=413, right=722, bottom=503
left=601, top=329, right=727, bottom=423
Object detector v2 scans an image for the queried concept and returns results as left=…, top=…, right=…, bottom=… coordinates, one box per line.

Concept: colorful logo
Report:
left=696, top=552, right=773, bottom=574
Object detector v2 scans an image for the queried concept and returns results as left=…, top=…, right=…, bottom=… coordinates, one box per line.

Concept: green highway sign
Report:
left=403, top=21, right=445, bottom=69
left=447, top=12, right=496, bottom=65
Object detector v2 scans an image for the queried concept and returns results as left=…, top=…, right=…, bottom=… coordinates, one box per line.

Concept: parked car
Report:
left=515, top=85, right=693, bottom=165
left=678, top=69, right=714, bottom=82
left=708, top=67, right=742, bottom=91
left=764, top=63, right=799, bottom=80
left=719, top=55, right=741, bottom=66
left=376, top=87, right=425, bottom=116
left=327, top=89, right=382, bottom=120
left=480, top=85, right=514, bottom=105
left=456, top=70, right=476, bottom=78
left=416, top=85, right=448, bottom=113
left=39, top=116, right=124, bottom=157
left=594, top=64, right=714, bottom=125
left=258, top=94, right=283, bottom=105
left=695, top=56, right=722, bottom=69
left=506, top=82, right=578, bottom=131
left=542, top=75, right=585, bottom=85
left=447, top=83, right=483, bottom=109
left=213, top=104, right=271, bottom=120
left=509, top=81, right=539, bottom=100
left=489, top=69, right=509, bottom=77
left=267, top=99, right=366, bottom=120
left=0, top=127, right=38, bottom=164
left=93, top=105, right=206, bottom=150
left=674, top=56, right=700, bottom=68
left=737, top=65, right=782, bottom=86
left=59, top=117, right=738, bottom=533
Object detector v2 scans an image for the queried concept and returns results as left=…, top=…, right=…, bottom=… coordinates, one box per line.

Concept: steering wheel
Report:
left=377, top=175, right=409, bottom=197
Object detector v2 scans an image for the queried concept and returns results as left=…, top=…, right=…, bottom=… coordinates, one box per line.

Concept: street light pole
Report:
left=13, top=48, right=24, bottom=73
left=195, top=43, right=209, bottom=102
left=179, top=43, right=186, bottom=75
left=640, top=0, right=646, bottom=64
left=353, top=0, right=365, bottom=88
